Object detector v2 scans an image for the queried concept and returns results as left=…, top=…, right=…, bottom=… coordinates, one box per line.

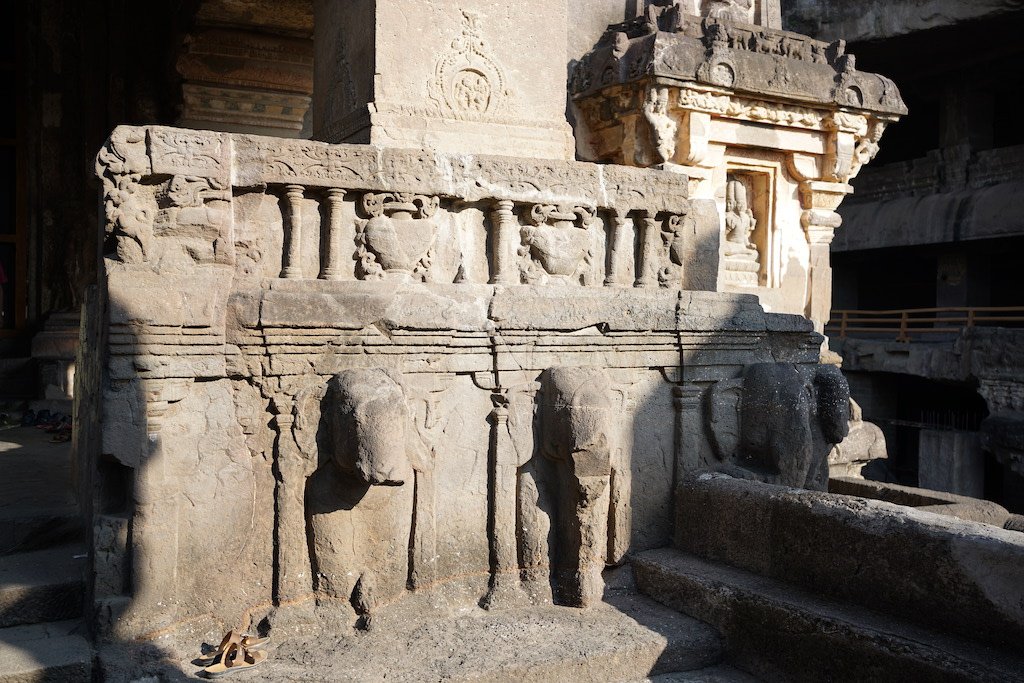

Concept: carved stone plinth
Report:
left=87, top=123, right=841, bottom=641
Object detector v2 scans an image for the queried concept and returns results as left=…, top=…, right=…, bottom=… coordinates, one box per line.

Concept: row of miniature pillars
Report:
left=280, top=186, right=666, bottom=286
left=280, top=184, right=347, bottom=280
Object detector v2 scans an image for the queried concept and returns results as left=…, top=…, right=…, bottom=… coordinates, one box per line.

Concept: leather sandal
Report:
left=202, top=640, right=267, bottom=678
left=196, top=630, right=269, bottom=664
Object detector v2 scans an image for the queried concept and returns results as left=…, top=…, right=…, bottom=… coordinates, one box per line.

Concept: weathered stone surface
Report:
left=635, top=547, right=1024, bottom=683
left=0, top=546, right=85, bottom=629
left=704, top=362, right=850, bottom=489
left=0, top=623, right=92, bottom=683
left=674, top=474, right=1024, bottom=649
left=829, top=476, right=1013, bottom=528
left=784, top=0, right=1024, bottom=42
left=101, top=593, right=725, bottom=682
left=313, top=0, right=575, bottom=160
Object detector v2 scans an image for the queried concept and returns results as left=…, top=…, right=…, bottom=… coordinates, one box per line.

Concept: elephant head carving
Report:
left=325, top=368, right=416, bottom=486
left=705, top=362, right=851, bottom=490
left=539, top=366, right=615, bottom=607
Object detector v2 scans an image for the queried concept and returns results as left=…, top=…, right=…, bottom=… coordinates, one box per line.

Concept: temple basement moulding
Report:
left=77, top=3, right=1024, bottom=683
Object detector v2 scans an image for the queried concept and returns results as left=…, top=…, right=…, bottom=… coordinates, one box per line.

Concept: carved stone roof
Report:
left=570, top=11, right=908, bottom=118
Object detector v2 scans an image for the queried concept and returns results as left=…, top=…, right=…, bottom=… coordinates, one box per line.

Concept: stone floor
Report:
left=0, top=422, right=90, bottom=682
left=99, top=592, right=751, bottom=682
left=0, top=424, right=78, bottom=554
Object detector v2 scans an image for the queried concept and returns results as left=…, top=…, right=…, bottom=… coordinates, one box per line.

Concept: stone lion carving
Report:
left=704, top=362, right=851, bottom=489
left=305, top=368, right=430, bottom=622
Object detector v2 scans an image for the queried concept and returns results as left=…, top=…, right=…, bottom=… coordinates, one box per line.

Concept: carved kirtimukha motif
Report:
left=722, top=177, right=760, bottom=287
left=428, top=10, right=510, bottom=121
left=356, top=192, right=440, bottom=281
left=519, top=204, right=596, bottom=285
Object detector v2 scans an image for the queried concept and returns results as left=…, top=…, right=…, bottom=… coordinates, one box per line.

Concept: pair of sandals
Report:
left=196, top=630, right=270, bottom=677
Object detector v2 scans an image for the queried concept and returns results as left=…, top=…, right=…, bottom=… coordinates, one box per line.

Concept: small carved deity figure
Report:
left=721, top=177, right=761, bottom=286
left=641, top=87, right=678, bottom=166
left=704, top=0, right=754, bottom=23
left=724, top=178, right=757, bottom=251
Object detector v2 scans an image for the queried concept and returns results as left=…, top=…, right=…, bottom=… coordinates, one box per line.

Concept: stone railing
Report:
left=97, top=126, right=722, bottom=291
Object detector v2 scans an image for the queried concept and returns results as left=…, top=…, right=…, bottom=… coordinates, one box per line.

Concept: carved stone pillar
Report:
left=635, top=214, right=659, bottom=288
left=270, top=396, right=310, bottom=604
left=674, top=384, right=704, bottom=476
left=490, top=200, right=519, bottom=285
left=605, top=211, right=630, bottom=286
left=800, top=181, right=851, bottom=335
left=129, top=390, right=179, bottom=627
left=319, top=188, right=346, bottom=280
left=483, top=388, right=527, bottom=608
left=281, top=185, right=305, bottom=279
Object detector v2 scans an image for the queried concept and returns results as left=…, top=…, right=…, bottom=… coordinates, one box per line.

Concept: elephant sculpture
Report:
left=534, top=366, right=615, bottom=607
left=305, top=368, right=429, bottom=620
left=705, top=362, right=851, bottom=490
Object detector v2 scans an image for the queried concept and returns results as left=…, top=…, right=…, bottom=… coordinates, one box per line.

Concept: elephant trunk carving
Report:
left=540, top=367, right=614, bottom=607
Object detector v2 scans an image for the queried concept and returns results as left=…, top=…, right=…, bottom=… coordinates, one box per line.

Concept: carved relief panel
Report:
left=518, top=204, right=599, bottom=286
left=356, top=192, right=441, bottom=282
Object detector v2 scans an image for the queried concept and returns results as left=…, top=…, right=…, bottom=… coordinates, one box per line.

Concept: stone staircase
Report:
left=0, top=425, right=91, bottom=682
left=634, top=474, right=1024, bottom=682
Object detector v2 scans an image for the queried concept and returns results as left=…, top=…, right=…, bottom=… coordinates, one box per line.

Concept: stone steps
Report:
left=0, top=506, right=81, bottom=556
left=0, top=620, right=91, bottom=682
left=634, top=548, right=1024, bottom=683
left=639, top=664, right=760, bottom=682
left=0, top=545, right=86, bottom=629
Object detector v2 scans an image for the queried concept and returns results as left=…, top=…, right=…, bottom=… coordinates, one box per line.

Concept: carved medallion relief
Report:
left=428, top=10, right=511, bottom=121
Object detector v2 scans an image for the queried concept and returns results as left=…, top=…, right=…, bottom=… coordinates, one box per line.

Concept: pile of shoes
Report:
left=194, top=630, right=269, bottom=678
left=20, top=409, right=72, bottom=442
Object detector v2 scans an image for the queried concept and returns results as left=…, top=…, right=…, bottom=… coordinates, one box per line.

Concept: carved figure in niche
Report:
left=703, top=0, right=754, bottom=24
left=305, top=369, right=431, bottom=622
left=722, top=176, right=760, bottom=287
left=356, top=193, right=440, bottom=282
left=519, top=205, right=595, bottom=285
left=704, top=363, right=851, bottom=490
left=526, top=367, right=615, bottom=607
left=640, top=87, right=678, bottom=166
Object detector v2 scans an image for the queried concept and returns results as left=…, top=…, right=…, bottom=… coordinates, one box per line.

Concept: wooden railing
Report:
left=826, top=307, right=1024, bottom=342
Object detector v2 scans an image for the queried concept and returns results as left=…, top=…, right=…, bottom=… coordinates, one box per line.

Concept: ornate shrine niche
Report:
left=701, top=0, right=756, bottom=25
left=722, top=166, right=774, bottom=289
